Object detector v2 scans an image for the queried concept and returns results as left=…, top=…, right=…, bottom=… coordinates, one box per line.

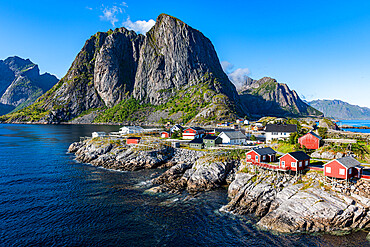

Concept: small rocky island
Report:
left=68, top=136, right=370, bottom=235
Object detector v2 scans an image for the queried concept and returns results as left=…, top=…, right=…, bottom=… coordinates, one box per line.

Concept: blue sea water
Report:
left=0, top=124, right=369, bottom=246
left=338, top=120, right=370, bottom=133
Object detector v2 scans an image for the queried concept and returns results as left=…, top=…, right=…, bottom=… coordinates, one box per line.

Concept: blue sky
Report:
left=1, top=1, right=370, bottom=107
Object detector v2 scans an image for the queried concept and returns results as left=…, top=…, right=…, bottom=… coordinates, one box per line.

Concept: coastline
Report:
left=68, top=136, right=370, bottom=235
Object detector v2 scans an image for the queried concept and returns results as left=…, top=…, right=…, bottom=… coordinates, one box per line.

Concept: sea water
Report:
left=338, top=120, right=370, bottom=133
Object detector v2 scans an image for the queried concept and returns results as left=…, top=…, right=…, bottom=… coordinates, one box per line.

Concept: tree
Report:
left=289, top=132, right=299, bottom=144
left=318, top=127, right=328, bottom=139
left=171, top=130, right=182, bottom=139
left=250, top=135, right=257, bottom=141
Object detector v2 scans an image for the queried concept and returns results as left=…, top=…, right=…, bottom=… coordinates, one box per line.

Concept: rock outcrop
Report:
left=69, top=137, right=173, bottom=171
left=151, top=156, right=235, bottom=193
left=221, top=164, right=370, bottom=233
left=0, top=56, right=58, bottom=115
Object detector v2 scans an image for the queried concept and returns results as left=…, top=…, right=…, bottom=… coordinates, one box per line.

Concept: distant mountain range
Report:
left=0, top=56, right=58, bottom=115
left=0, top=14, right=322, bottom=124
left=308, top=99, right=370, bottom=120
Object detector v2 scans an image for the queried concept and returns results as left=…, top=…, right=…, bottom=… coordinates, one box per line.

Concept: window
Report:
left=247, top=155, right=251, bottom=159
left=299, top=162, right=302, bottom=167
left=305, top=160, right=308, bottom=166
left=339, top=168, right=345, bottom=175
left=262, top=155, right=266, bottom=161
left=256, top=156, right=259, bottom=162
left=326, top=167, right=331, bottom=173
left=349, top=168, right=352, bottom=175
left=291, top=162, right=296, bottom=167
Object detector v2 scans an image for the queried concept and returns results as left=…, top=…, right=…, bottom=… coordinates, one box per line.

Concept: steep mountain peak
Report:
left=239, top=76, right=322, bottom=118
left=3, top=56, right=34, bottom=75
left=0, top=56, right=58, bottom=114
left=238, top=76, right=277, bottom=93
left=156, top=13, right=185, bottom=26
left=134, top=13, right=238, bottom=107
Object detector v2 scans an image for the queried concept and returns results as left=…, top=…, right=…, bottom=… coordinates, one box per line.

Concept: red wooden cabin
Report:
left=324, top=156, right=363, bottom=179
left=279, top=151, right=310, bottom=171
left=298, top=132, right=322, bottom=150
left=126, top=137, right=141, bottom=145
left=246, top=147, right=277, bottom=163
left=182, top=127, right=205, bottom=140
left=161, top=131, right=171, bottom=138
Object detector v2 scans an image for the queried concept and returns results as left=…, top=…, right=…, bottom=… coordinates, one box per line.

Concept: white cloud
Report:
left=221, top=61, right=251, bottom=89
left=86, top=7, right=93, bottom=11
left=123, top=18, right=156, bottom=34
left=99, top=2, right=127, bottom=27
left=221, top=61, right=234, bottom=73
left=228, top=68, right=251, bottom=89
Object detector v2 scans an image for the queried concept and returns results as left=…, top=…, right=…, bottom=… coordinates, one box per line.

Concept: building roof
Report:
left=265, top=124, right=297, bottom=133
left=219, top=131, right=247, bottom=140
left=336, top=156, right=361, bottom=169
left=252, top=147, right=277, bottom=156
left=286, top=151, right=310, bottom=161
left=161, top=131, right=170, bottom=133
left=306, top=131, right=322, bottom=140
left=189, top=138, right=203, bottom=144
left=214, top=128, right=235, bottom=133
left=120, top=126, right=144, bottom=130
left=203, top=135, right=220, bottom=140
left=171, top=124, right=184, bottom=130
left=127, top=137, right=141, bottom=140
left=185, top=127, right=205, bottom=131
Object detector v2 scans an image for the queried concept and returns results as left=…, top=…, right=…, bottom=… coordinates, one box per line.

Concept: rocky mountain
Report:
left=309, top=99, right=370, bottom=120
left=0, top=56, right=58, bottom=115
left=238, top=77, right=322, bottom=118
left=1, top=14, right=321, bottom=124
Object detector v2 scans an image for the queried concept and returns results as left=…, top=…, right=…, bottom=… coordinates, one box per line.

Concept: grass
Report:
left=275, top=142, right=295, bottom=153
left=94, top=98, right=153, bottom=123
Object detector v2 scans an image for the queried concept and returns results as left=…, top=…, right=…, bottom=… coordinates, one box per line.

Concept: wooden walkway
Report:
left=246, top=159, right=290, bottom=172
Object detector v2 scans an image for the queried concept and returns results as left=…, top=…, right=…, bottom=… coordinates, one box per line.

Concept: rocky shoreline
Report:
left=68, top=137, right=370, bottom=235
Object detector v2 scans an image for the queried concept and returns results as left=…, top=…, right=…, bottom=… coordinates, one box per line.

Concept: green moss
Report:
left=252, top=79, right=277, bottom=96
left=94, top=98, right=153, bottom=123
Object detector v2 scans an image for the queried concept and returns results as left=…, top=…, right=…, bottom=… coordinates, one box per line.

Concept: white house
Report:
left=244, top=120, right=249, bottom=125
left=119, top=126, right=144, bottom=135
left=218, top=131, right=247, bottom=145
left=92, top=132, right=106, bottom=138
left=265, top=124, right=297, bottom=143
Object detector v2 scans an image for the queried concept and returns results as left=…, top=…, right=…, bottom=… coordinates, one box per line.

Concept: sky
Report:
left=1, top=0, right=370, bottom=107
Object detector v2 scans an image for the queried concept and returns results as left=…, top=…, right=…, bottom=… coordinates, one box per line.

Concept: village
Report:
left=69, top=117, right=370, bottom=234
left=89, top=117, right=370, bottom=185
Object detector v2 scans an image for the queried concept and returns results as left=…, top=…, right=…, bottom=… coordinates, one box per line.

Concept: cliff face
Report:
left=309, top=99, right=370, bottom=120
left=133, top=14, right=239, bottom=106
left=0, top=56, right=58, bottom=115
left=94, top=29, right=144, bottom=107
left=2, top=14, right=242, bottom=124
left=239, top=77, right=322, bottom=118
